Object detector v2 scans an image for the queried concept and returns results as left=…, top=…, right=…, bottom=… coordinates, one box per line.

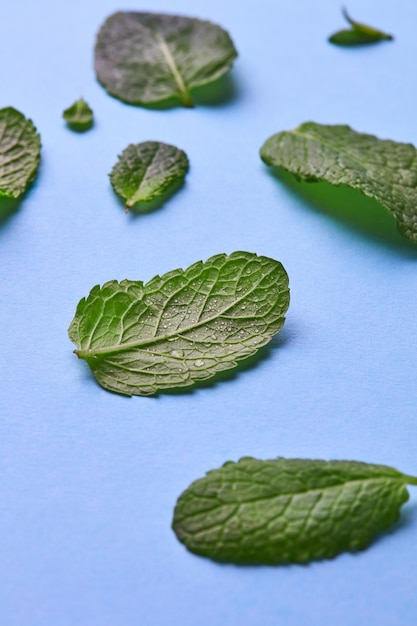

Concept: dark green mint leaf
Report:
left=329, top=8, right=393, bottom=45
left=173, top=457, right=417, bottom=565
left=109, top=141, right=189, bottom=210
left=68, top=252, right=290, bottom=396
left=94, top=11, right=238, bottom=108
left=63, top=99, right=93, bottom=131
left=260, top=122, right=417, bottom=243
left=0, top=107, right=41, bottom=199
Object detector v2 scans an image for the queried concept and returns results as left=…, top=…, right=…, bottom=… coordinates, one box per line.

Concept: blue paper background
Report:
left=1, top=1, right=417, bottom=624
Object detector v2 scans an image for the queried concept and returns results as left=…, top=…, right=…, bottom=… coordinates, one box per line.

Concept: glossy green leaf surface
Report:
left=94, top=11, right=238, bottom=108
left=173, top=457, right=417, bottom=565
left=0, top=107, right=41, bottom=199
left=329, top=9, right=393, bottom=45
left=260, top=122, right=417, bottom=243
left=68, top=252, right=289, bottom=396
left=63, top=99, right=93, bottom=131
left=109, top=141, right=189, bottom=210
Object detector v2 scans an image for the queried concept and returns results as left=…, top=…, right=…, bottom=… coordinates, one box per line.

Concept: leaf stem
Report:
left=404, top=474, right=417, bottom=486
left=181, top=92, right=194, bottom=108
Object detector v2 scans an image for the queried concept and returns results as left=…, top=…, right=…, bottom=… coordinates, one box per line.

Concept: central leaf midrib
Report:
left=78, top=274, right=278, bottom=358
left=151, top=28, right=191, bottom=105
left=128, top=142, right=161, bottom=205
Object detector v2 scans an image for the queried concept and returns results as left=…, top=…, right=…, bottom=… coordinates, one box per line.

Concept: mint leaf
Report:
left=94, top=11, right=238, bottom=108
left=109, top=141, right=189, bottom=211
left=63, top=99, right=93, bottom=131
left=68, top=252, right=289, bottom=396
left=173, top=457, right=417, bottom=565
left=0, top=107, right=41, bottom=199
left=329, top=8, right=393, bottom=45
left=260, top=122, right=417, bottom=243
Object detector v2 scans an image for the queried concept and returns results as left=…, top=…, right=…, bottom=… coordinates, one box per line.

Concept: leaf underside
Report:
left=109, top=141, right=189, bottom=209
left=260, top=122, right=417, bottom=243
left=94, top=11, right=238, bottom=108
left=0, top=107, right=41, bottom=199
left=63, top=99, right=93, bottom=131
left=68, top=252, right=290, bottom=396
left=172, top=457, right=410, bottom=565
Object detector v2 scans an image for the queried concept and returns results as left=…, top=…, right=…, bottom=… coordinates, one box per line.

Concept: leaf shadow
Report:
left=112, top=178, right=186, bottom=218
left=161, top=327, right=291, bottom=398
left=266, top=167, right=417, bottom=258
left=0, top=165, right=42, bottom=229
left=330, top=39, right=391, bottom=48
left=362, top=500, right=417, bottom=555
left=0, top=196, right=21, bottom=226
left=382, top=499, right=417, bottom=536
left=192, top=73, right=239, bottom=107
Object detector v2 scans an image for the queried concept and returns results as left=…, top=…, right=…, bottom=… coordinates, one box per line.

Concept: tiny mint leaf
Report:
left=0, top=107, right=41, bottom=199
left=109, top=141, right=189, bottom=211
left=94, top=11, right=238, bottom=108
left=172, top=457, right=415, bottom=565
left=63, top=99, right=93, bottom=131
left=260, top=122, right=417, bottom=243
left=68, top=252, right=290, bottom=397
left=329, top=8, right=393, bottom=45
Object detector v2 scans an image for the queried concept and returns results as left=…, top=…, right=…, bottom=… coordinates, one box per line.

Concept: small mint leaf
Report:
left=109, top=141, right=189, bottom=211
left=173, top=457, right=414, bottom=565
left=0, top=107, right=41, bottom=199
left=63, top=99, right=93, bottom=131
left=68, top=252, right=290, bottom=396
left=329, top=9, right=393, bottom=46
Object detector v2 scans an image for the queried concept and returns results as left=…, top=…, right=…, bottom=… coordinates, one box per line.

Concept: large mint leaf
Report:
left=173, top=457, right=417, bottom=565
left=68, top=252, right=289, bottom=396
left=260, top=122, right=417, bottom=243
left=109, top=141, right=189, bottom=210
left=94, top=11, right=238, bottom=108
left=0, top=107, right=41, bottom=199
